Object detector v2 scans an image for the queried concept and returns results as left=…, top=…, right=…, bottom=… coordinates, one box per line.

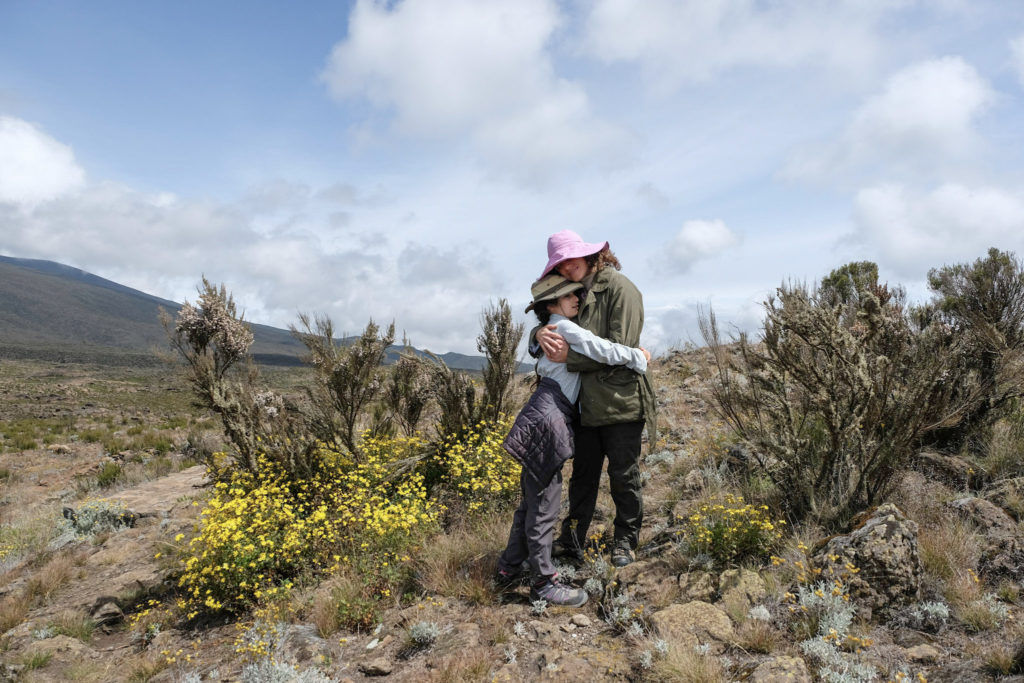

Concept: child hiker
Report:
left=496, top=273, right=650, bottom=607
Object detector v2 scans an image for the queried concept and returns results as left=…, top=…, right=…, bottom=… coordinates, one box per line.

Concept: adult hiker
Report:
left=533, top=230, right=656, bottom=568
left=497, top=273, right=650, bottom=606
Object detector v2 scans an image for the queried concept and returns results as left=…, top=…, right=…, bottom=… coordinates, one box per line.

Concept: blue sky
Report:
left=3, top=1, right=1024, bottom=355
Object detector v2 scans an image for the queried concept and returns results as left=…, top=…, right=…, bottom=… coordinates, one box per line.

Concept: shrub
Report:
left=424, top=415, right=518, bottom=513
left=680, top=494, right=785, bottom=566
left=292, top=314, right=395, bottom=457
left=927, top=247, right=1024, bottom=448
left=380, top=341, right=432, bottom=437
left=477, top=298, right=524, bottom=420
left=96, top=461, right=122, bottom=488
left=701, top=262, right=965, bottom=528
left=178, top=435, right=438, bottom=618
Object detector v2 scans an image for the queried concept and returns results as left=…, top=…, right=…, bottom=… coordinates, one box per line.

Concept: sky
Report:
left=2, top=0, right=1024, bottom=356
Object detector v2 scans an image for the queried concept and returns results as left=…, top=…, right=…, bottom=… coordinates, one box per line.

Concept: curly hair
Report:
left=584, top=246, right=621, bottom=273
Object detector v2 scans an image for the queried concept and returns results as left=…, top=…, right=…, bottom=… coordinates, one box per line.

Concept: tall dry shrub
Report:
left=163, top=279, right=302, bottom=474
left=380, top=338, right=432, bottom=437
left=476, top=299, right=524, bottom=420
left=291, top=315, right=395, bottom=457
left=701, top=263, right=964, bottom=528
left=926, top=247, right=1024, bottom=449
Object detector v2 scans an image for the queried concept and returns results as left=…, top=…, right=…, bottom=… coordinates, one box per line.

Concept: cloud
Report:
left=0, top=116, right=85, bottom=206
left=321, top=0, right=623, bottom=180
left=1011, top=33, right=1024, bottom=89
left=579, top=0, right=897, bottom=91
left=852, top=182, right=1024, bottom=276
left=655, top=219, right=740, bottom=275
left=785, top=57, right=995, bottom=181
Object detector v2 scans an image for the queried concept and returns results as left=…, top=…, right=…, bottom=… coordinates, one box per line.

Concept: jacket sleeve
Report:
left=556, top=320, right=646, bottom=373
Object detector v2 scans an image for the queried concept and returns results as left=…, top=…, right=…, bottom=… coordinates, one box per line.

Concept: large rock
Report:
left=718, top=568, right=767, bottom=612
left=614, top=559, right=679, bottom=606
left=812, top=504, right=922, bottom=614
left=911, top=451, right=980, bottom=490
left=748, top=656, right=812, bottom=683
left=948, top=497, right=1018, bottom=537
left=678, top=571, right=716, bottom=602
left=985, top=477, right=1024, bottom=521
left=650, top=601, right=734, bottom=654
left=533, top=646, right=631, bottom=682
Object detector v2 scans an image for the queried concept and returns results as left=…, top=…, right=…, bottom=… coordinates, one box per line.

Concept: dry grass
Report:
left=0, top=593, right=29, bottom=632
left=647, top=640, right=727, bottom=683
left=733, top=618, right=780, bottom=654
left=309, top=571, right=378, bottom=636
left=125, top=654, right=170, bottom=683
left=24, top=551, right=78, bottom=604
left=50, top=609, right=95, bottom=641
left=413, top=511, right=508, bottom=605
left=64, top=660, right=114, bottom=683
left=425, top=646, right=493, bottom=683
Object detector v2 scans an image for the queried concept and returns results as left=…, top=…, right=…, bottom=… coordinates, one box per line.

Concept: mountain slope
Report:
left=0, top=255, right=501, bottom=369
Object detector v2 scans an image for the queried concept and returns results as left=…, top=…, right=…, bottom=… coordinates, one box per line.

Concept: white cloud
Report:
left=580, top=0, right=898, bottom=91
left=655, top=219, right=740, bottom=275
left=0, top=116, right=85, bottom=206
left=1011, top=33, right=1024, bottom=89
left=785, top=56, right=995, bottom=181
left=853, top=182, right=1024, bottom=276
left=321, top=0, right=623, bottom=180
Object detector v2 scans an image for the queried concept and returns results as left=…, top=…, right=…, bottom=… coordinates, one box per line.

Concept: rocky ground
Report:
left=2, top=354, right=1024, bottom=682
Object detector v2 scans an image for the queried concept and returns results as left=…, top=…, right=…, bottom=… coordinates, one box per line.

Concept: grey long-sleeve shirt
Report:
left=535, top=313, right=647, bottom=404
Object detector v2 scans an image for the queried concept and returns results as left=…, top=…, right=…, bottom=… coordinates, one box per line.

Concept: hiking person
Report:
left=497, top=273, right=650, bottom=607
left=533, top=230, right=656, bottom=568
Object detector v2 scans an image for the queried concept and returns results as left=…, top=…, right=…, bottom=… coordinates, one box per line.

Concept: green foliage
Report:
left=96, top=461, right=123, bottom=488
left=379, top=339, right=431, bottom=437
left=681, top=494, right=785, bottom=566
left=476, top=298, right=524, bottom=420
left=701, top=264, right=964, bottom=528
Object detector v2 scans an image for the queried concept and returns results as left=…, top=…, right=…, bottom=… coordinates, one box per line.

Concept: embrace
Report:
left=496, top=230, right=657, bottom=607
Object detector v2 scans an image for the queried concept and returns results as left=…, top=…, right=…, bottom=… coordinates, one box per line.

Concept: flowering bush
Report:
left=425, top=415, right=518, bottom=513
left=178, top=435, right=439, bottom=617
left=681, top=494, right=785, bottom=565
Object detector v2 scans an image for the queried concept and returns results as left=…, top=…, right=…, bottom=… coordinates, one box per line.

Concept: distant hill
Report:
left=0, top=255, right=508, bottom=371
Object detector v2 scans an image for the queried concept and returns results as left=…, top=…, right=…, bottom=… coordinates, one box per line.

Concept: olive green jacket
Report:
left=544, top=268, right=657, bottom=447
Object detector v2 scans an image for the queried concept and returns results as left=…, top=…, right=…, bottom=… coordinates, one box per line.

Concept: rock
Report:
left=683, top=468, right=706, bottom=495
left=525, top=620, right=559, bottom=644
left=560, top=622, right=576, bottom=632
left=359, top=657, right=393, bottom=676
left=718, top=568, right=767, bottom=612
left=46, top=444, right=72, bottom=455
left=812, top=503, right=922, bottom=613
left=614, top=558, right=679, bottom=605
left=24, top=635, right=94, bottom=660
left=911, top=451, right=979, bottom=490
left=570, top=614, right=592, bottom=628
left=650, top=601, right=734, bottom=654
left=904, top=644, right=941, bottom=663
left=748, top=656, right=812, bottom=683
left=280, top=624, right=332, bottom=665
left=90, top=601, right=123, bottom=627
left=678, top=571, right=716, bottom=602
left=979, top=535, right=1024, bottom=582
left=985, top=477, right=1024, bottom=520
left=533, top=645, right=631, bottom=682
left=948, top=497, right=1018, bottom=537
left=452, top=622, right=481, bottom=647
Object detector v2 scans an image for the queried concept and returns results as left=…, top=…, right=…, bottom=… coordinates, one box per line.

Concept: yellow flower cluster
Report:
left=428, top=415, right=518, bottom=512
left=682, top=494, right=785, bottom=564
left=178, top=435, right=439, bottom=617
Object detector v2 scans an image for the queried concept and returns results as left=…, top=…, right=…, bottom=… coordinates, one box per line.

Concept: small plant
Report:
left=96, top=461, right=123, bottom=488
left=503, top=644, right=518, bottom=663
left=21, top=651, right=54, bottom=671
left=894, top=600, right=950, bottom=633
left=62, top=499, right=133, bottom=537
left=406, top=620, right=442, bottom=649
left=531, top=599, right=548, bottom=616
left=959, top=593, right=1011, bottom=632
left=681, top=494, right=785, bottom=565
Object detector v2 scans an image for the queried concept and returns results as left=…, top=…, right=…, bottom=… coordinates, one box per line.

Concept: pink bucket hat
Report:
left=540, top=230, right=608, bottom=278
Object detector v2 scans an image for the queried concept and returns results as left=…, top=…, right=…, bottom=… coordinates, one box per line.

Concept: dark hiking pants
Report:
left=557, top=420, right=644, bottom=552
left=498, top=468, right=563, bottom=581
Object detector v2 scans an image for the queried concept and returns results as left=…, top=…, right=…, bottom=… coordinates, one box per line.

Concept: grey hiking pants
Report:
left=498, top=468, right=563, bottom=581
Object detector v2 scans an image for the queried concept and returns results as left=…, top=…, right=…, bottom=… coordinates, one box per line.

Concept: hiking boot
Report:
left=530, top=579, right=588, bottom=607
left=493, top=563, right=529, bottom=590
left=551, top=539, right=584, bottom=562
left=610, top=545, right=634, bottom=568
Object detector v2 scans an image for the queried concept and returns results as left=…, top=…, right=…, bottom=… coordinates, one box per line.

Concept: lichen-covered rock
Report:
left=948, top=497, right=1018, bottom=537
left=678, top=571, right=716, bottom=602
left=534, top=646, right=632, bottom=682
left=985, top=476, right=1024, bottom=521
left=748, top=656, right=812, bottom=683
left=979, top=535, right=1024, bottom=582
left=911, top=451, right=979, bottom=490
left=718, top=568, right=767, bottom=611
left=650, top=601, right=734, bottom=654
left=812, top=503, right=922, bottom=613
left=615, top=558, right=679, bottom=605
